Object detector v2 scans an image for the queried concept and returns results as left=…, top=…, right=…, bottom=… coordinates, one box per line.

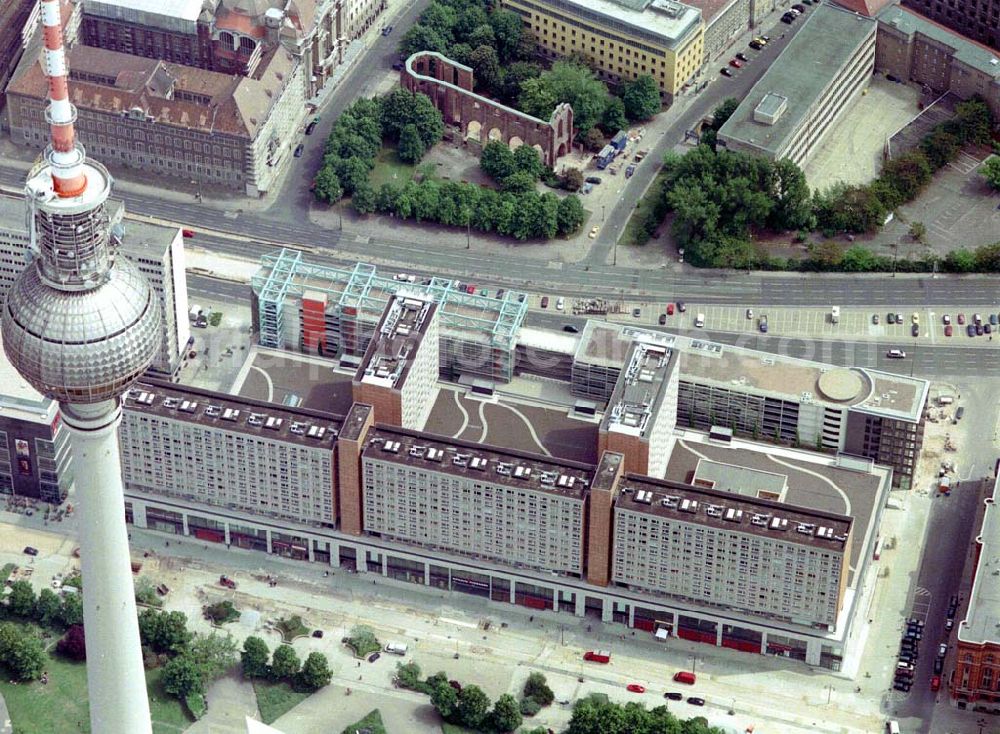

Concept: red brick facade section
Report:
left=598, top=430, right=648, bottom=477
left=337, top=403, right=374, bottom=536
left=351, top=381, right=402, bottom=427
left=586, top=452, right=625, bottom=586
left=400, top=52, right=573, bottom=167
left=301, top=294, right=327, bottom=353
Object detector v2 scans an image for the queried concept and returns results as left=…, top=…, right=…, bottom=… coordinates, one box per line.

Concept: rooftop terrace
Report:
left=601, top=341, right=677, bottom=438
left=357, top=294, right=437, bottom=390
left=959, top=475, right=1000, bottom=645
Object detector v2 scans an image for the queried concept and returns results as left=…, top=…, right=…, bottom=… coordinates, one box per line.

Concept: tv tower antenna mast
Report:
left=1, top=1, right=160, bottom=731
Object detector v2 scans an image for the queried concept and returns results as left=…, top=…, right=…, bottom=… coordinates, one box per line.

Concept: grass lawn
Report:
left=341, top=709, right=386, bottom=734
left=0, top=563, right=15, bottom=585
left=253, top=680, right=310, bottom=725
left=441, top=724, right=480, bottom=734
left=275, top=615, right=309, bottom=643
left=617, top=168, right=669, bottom=248
left=368, top=147, right=435, bottom=189
left=0, top=652, right=191, bottom=734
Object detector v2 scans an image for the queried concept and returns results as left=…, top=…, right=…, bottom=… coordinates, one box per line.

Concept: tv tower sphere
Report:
left=0, top=0, right=160, bottom=731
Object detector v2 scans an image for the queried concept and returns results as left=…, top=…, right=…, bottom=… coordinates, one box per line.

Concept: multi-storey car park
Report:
left=251, top=248, right=528, bottom=384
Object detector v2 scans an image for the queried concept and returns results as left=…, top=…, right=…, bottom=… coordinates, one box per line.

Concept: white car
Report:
left=887, top=349, right=906, bottom=359
left=942, top=314, right=951, bottom=325
left=556, top=297, right=565, bottom=311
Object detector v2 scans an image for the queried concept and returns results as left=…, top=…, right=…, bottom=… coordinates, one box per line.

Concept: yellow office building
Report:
left=501, top=0, right=705, bottom=101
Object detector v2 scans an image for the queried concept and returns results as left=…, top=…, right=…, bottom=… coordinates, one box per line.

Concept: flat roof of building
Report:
left=878, top=5, right=1000, bottom=78
left=692, top=458, right=788, bottom=500
left=685, top=0, right=739, bottom=25
left=959, top=475, right=1000, bottom=645
left=534, top=0, right=702, bottom=49
left=574, top=320, right=672, bottom=370
left=601, top=341, right=677, bottom=438
left=85, top=0, right=203, bottom=23
left=125, top=379, right=343, bottom=450
left=363, top=425, right=593, bottom=501
left=356, top=294, right=437, bottom=391
left=231, top=346, right=356, bottom=416
left=667, top=437, right=889, bottom=585
left=253, top=249, right=527, bottom=350
left=717, top=3, right=877, bottom=157
left=617, top=471, right=853, bottom=552
left=677, top=338, right=926, bottom=422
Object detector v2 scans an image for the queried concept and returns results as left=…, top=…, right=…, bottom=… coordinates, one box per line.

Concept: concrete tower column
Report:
left=64, top=400, right=152, bottom=734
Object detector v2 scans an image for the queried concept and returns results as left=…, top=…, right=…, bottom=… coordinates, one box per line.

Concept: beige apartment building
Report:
left=501, top=0, right=705, bottom=101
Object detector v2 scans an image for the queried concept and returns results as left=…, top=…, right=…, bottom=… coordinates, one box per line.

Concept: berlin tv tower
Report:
left=0, top=0, right=160, bottom=731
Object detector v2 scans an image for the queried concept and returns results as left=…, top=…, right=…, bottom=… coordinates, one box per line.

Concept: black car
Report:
left=893, top=682, right=912, bottom=692
left=967, top=324, right=977, bottom=337
left=585, top=176, right=602, bottom=184
left=305, top=121, right=318, bottom=135
left=899, top=654, right=916, bottom=664
left=312, top=630, right=324, bottom=638
left=976, top=323, right=984, bottom=335
left=563, top=324, right=580, bottom=333
left=687, top=697, right=705, bottom=706
left=721, top=67, right=733, bottom=77
left=368, top=652, right=381, bottom=663
left=736, top=52, right=748, bottom=61
left=749, top=40, right=764, bottom=50
left=392, top=61, right=404, bottom=71
left=934, top=657, right=944, bottom=674
left=676, top=301, right=687, bottom=313
left=781, top=13, right=795, bottom=23
left=658, top=313, right=667, bottom=325
left=986, top=323, right=993, bottom=335
left=294, top=144, right=305, bottom=158
left=23, top=546, right=38, bottom=556
left=665, top=692, right=683, bottom=701
left=792, top=3, right=806, bottom=10
left=911, top=323, right=920, bottom=337
left=887, top=312, right=896, bottom=324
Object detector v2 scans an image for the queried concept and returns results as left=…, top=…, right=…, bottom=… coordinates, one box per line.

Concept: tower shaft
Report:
left=66, top=401, right=152, bottom=734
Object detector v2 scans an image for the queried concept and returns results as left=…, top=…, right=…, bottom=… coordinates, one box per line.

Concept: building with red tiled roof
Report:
left=5, top=42, right=307, bottom=196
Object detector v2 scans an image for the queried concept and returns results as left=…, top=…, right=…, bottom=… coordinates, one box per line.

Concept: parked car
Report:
left=687, top=697, right=706, bottom=706
left=665, top=691, right=683, bottom=701
left=911, top=323, right=920, bottom=337
left=991, top=313, right=998, bottom=325
left=676, top=301, right=687, bottom=313
left=666, top=303, right=675, bottom=315
left=736, top=52, right=748, bottom=61
left=975, top=313, right=983, bottom=324
left=976, top=323, right=984, bottom=335
left=720, top=67, right=733, bottom=77
left=392, top=61, right=404, bottom=71
left=23, top=546, right=38, bottom=556
left=632, top=308, right=642, bottom=318
left=749, top=40, right=764, bottom=50
left=893, top=682, right=911, bottom=692
left=792, top=3, right=806, bottom=11
left=887, top=312, right=896, bottom=324
left=305, top=121, right=318, bottom=135
left=729, top=58, right=743, bottom=68
left=658, top=314, right=667, bottom=325
left=182, top=229, right=195, bottom=238
left=312, top=630, right=324, bottom=638
left=957, top=313, right=966, bottom=324
left=931, top=676, right=941, bottom=691
left=627, top=684, right=646, bottom=693
left=294, top=144, right=305, bottom=158
left=895, top=313, right=903, bottom=324
left=942, top=314, right=951, bottom=325
left=556, top=297, right=565, bottom=311
left=781, top=13, right=795, bottom=23
left=589, top=226, right=600, bottom=239
left=563, top=324, right=580, bottom=333
left=987, top=323, right=993, bottom=335
left=945, top=325, right=953, bottom=337
left=873, top=314, right=880, bottom=325
left=759, top=315, right=768, bottom=333
left=585, top=176, right=602, bottom=184
left=541, top=296, right=549, bottom=308
left=945, top=618, right=954, bottom=631
left=368, top=652, right=381, bottom=663
left=967, top=324, right=976, bottom=337
left=934, top=657, right=944, bottom=674
left=887, top=349, right=906, bottom=359
left=939, top=643, right=948, bottom=657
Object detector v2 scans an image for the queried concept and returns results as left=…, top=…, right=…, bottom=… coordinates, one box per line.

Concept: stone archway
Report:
left=532, top=143, right=544, bottom=158
left=487, top=127, right=503, bottom=143
left=465, top=120, right=482, bottom=141
left=508, top=136, right=524, bottom=151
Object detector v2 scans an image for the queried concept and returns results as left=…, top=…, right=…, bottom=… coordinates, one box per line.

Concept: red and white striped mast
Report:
left=39, top=0, right=88, bottom=198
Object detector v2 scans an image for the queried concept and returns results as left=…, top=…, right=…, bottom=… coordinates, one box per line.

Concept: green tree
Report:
left=491, top=693, right=523, bottom=733
left=583, top=128, right=605, bottom=152
left=490, top=9, right=525, bottom=63
left=512, top=144, right=544, bottom=180
left=298, top=651, right=332, bottom=691
left=909, top=220, right=927, bottom=242
left=313, top=167, right=344, bottom=204
left=954, top=97, right=994, bottom=145
left=519, top=60, right=609, bottom=136
left=523, top=671, right=554, bottom=706
left=499, top=62, right=542, bottom=106
left=920, top=128, right=960, bottom=170
left=271, top=644, right=301, bottom=682
left=58, top=592, right=83, bottom=627
left=880, top=151, right=932, bottom=203
left=601, top=97, right=627, bottom=132
left=469, top=44, right=502, bottom=94
left=455, top=6, right=489, bottom=41
left=187, top=632, right=238, bottom=682
left=767, top=158, right=813, bottom=232
left=36, top=588, right=64, bottom=628
left=481, top=141, right=517, bottom=181
left=336, top=156, right=372, bottom=194
left=620, top=74, right=661, bottom=121
left=457, top=684, right=491, bottom=729
left=981, top=156, right=1000, bottom=191
left=561, top=167, right=583, bottom=191
left=4, top=636, right=46, bottom=681
left=7, top=580, right=36, bottom=618
left=500, top=170, right=538, bottom=194
left=973, top=242, right=1000, bottom=272
left=352, top=182, right=378, bottom=215
left=942, top=248, right=976, bottom=272
left=431, top=681, right=459, bottom=720
left=380, top=89, right=444, bottom=149
left=395, top=660, right=422, bottom=689
left=398, top=123, right=427, bottom=164
left=162, top=655, right=203, bottom=699
left=398, top=24, right=449, bottom=58
left=556, top=195, right=586, bottom=235
left=840, top=246, right=879, bottom=272
left=418, top=3, right=458, bottom=38
left=520, top=698, right=542, bottom=716
left=709, top=97, right=739, bottom=130
left=241, top=636, right=270, bottom=679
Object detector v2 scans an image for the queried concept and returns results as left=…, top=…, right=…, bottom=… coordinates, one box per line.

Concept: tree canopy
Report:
left=620, top=75, right=661, bottom=122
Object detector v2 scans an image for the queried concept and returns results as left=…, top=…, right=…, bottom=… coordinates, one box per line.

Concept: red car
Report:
left=957, top=313, right=966, bottom=325
left=466, top=284, right=476, bottom=294
left=182, top=229, right=195, bottom=238
left=541, top=296, right=549, bottom=309
left=626, top=684, right=646, bottom=693
left=729, top=58, right=743, bottom=68
left=931, top=675, right=941, bottom=691
left=944, top=324, right=953, bottom=337
left=666, top=303, right=675, bottom=315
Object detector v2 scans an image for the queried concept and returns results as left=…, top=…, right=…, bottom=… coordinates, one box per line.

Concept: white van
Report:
left=384, top=642, right=408, bottom=656
left=695, top=313, right=705, bottom=328
left=886, top=721, right=900, bottom=734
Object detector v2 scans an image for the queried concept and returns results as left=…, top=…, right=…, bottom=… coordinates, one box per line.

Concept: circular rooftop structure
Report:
left=817, top=368, right=865, bottom=403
